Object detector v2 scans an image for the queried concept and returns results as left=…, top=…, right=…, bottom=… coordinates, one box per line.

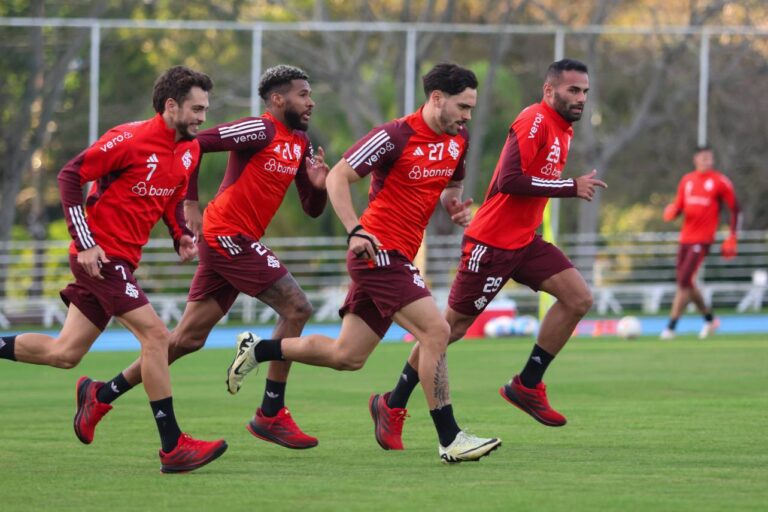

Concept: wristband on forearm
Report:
left=346, top=224, right=364, bottom=245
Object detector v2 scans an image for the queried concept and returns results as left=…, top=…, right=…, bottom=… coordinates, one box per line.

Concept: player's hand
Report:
left=178, top=234, right=198, bottom=263
left=183, top=200, right=203, bottom=241
left=574, top=169, right=607, bottom=201
left=306, top=146, right=330, bottom=190
left=348, top=228, right=381, bottom=261
left=663, top=203, right=678, bottom=222
left=447, top=197, right=473, bottom=227
left=721, top=234, right=737, bottom=260
left=77, top=245, right=110, bottom=280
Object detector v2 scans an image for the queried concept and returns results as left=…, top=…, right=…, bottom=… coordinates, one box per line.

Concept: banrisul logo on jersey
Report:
left=408, top=165, right=455, bottom=181
left=264, top=158, right=298, bottom=176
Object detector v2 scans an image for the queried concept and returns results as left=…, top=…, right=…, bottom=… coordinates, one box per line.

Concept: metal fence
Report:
left=1, top=231, right=766, bottom=328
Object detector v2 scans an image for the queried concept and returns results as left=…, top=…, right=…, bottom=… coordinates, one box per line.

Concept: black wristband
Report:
left=346, top=224, right=364, bottom=245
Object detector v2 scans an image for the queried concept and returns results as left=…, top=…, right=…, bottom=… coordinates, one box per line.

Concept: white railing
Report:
left=0, top=231, right=766, bottom=328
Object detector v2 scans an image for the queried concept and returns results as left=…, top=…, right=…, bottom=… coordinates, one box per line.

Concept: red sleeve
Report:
left=342, top=121, right=406, bottom=178
left=496, top=118, right=576, bottom=198
left=294, top=139, right=328, bottom=218
left=670, top=175, right=687, bottom=216
left=718, top=174, right=740, bottom=234
left=197, top=117, right=275, bottom=154
left=163, top=177, right=194, bottom=252
left=57, top=127, right=133, bottom=251
left=186, top=162, right=200, bottom=201
left=452, top=129, right=469, bottom=182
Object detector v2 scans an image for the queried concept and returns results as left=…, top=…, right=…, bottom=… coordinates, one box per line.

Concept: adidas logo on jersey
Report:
left=413, top=146, right=425, bottom=156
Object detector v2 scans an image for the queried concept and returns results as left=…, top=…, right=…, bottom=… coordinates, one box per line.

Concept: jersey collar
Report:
left=262, top=111, right=295, bottom=136
left=152, top=113, right=180, bottom=144
left=540, top=100, right=573, bottom=131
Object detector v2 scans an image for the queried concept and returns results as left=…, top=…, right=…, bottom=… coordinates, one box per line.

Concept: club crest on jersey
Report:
left=704, top=179, right=714, bottom=191
left=293, top=144, right=302, bottom=160
left=181, top=149, right=193, bottom=170
left=448, top=140, right=460, bottom=160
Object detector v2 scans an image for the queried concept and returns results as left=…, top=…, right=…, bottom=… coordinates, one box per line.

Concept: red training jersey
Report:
left=343, top=106, right=469, bottom=261
left=668, top=169, right=740, bottom=244
left=190, top=112, right=327, bottom=256
left=466, top=101, right=577, bottom=250
left=58, top=114, right=198, bottom=269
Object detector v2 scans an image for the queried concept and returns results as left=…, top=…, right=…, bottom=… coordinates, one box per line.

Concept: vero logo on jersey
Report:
left=99, top=131, right=134, bottom=152
left=145, top=154, right=159, bottom=180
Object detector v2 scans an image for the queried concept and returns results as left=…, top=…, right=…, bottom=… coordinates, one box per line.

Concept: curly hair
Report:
left=258, top=65, right=310, bottom=101
left=422, top=63, right=478, bottom=97
left=152, top=66, right=213, bottom=114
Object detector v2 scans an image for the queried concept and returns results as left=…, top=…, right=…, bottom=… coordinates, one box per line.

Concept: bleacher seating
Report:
left=0, top=231, right=765, bottom=328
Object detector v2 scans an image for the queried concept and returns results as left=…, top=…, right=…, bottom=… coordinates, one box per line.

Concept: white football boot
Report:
left=226, top=332, right=261, bottom=395
left=699, top=318, right=720, bottom=339
left=438, top=431, right=501, bottom=464
left=659, top=328, right=676, bottom=340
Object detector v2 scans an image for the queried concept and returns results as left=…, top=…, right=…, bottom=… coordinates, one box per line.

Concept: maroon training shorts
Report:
left=448, top=235, right=574, bottom=316
left=60, top=254, right=150, bottom=331
left=339, top=249, right=432, bottom=338
left=188, top=235, right=289, bottom=313
left=676, top=243, right=710, bottom=288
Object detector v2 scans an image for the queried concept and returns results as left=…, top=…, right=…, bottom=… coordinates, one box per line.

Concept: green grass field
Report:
left=2, top=334, right=767, bottom=511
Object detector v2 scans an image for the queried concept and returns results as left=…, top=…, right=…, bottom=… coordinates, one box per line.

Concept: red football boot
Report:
left=499, top=375, right=567, bottom=427
left=74, top=376, right=113, bottom=444
left=369, top=392, right=408, bottom=450
left=159, top=433, right=228, bottom=473
left=246, top=408, right=318, bottom=449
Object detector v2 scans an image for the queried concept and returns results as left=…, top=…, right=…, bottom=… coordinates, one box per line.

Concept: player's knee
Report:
left=52, top=347, right=85, bottom=369
left=331, top=345, right=367, bottom=371
left=283, top=299, right=313, bottom=325
left=172, top=333, right=206, bottom=354
left=569, top=291, right=593, bottom=317
left=420, top=319, right=450, bottom=352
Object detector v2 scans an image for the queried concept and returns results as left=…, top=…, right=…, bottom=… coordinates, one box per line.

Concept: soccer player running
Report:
left=660, top=146, right=740, bottom=340
left=0, top=66, right=227, bottom=473
left=74, top=65, right=329, bottom=449
left=369, top=59, right=607, bottom=449
left=226, top=63, right=501, bottom=463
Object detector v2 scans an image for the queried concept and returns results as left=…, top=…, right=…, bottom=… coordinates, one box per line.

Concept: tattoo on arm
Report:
left=433, top=354, right=451, bottom=408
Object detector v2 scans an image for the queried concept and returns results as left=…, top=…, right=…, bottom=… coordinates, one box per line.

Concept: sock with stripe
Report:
left=519, top=344, right=555, bottom=388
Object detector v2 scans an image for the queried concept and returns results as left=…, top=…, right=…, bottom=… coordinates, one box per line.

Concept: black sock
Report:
left=519, top=344, right=555, bottom=388
left=430, top=404, right=461, bottom=447
left=150, top=396, right=182, bottom=453
left=387, top=362, right=419, bottom=409
left=97, top=373, right=134, bottom=404
left=704, top=312, right=714, bottom=322
left=260, top=379, right=286, bottom=417
left=253, top=339, right=283, bottom=363
left=667, top=318, right=679, bottom=330
left=0, top=336, right=17, bottom=361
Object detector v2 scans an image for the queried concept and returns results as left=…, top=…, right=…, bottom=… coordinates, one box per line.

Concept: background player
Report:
left=370, top=59, right=607, bottom=449
left=73, top=65, right=328, bottom=449
left=226, top=63, right=501, bottom=463
left=0, top=66, right=227, bottom=473
left=660, top=146, right=740, bottom=339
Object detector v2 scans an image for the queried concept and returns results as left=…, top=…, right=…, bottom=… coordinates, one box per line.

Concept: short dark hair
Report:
left=152, top=66, right=213, bottom=114
left=422, top=63, right=478, bottom=97
left=695, top=145, right=712, bottom=153
left=545, top=59, right=589, bottom=84
left=258, top=65, right=309, bottom=101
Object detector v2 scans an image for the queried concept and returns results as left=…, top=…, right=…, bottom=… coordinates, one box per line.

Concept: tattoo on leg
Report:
left=433, top=354, right=450, bottom=408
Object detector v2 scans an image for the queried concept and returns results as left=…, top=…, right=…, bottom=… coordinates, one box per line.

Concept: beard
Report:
left=553, top=91, right=583, bottom=123
left=175, top=119, right=198, bottom=140
left=285, top=107, right=309, bottom=131
left=439, top=110, right=462, bottom=135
